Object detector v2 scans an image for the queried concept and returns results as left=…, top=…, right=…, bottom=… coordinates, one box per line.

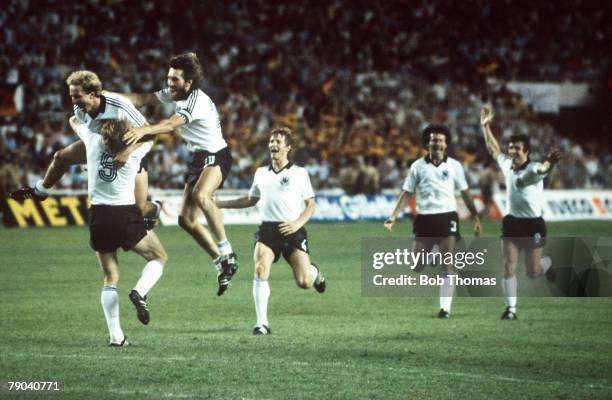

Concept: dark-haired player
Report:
left=385, top=124, right=481, bottom=318
left=480, top=106, right=561, bottom=320
left=116, top=52, right=237, bottom=296
left=217, top=127, right=325, bottom=335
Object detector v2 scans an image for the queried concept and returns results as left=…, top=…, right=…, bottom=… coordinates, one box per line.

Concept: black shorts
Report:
left=255, top=222, right=309, bottom=263
left=185, top=146, right=233, bottom=188
left=89, top=205, right=147, bottom=253
left=138, top=153, right=151, bottom=173
left=413, top=211, right=460, bottom=239
left=502, top=215, right=547, bottom=249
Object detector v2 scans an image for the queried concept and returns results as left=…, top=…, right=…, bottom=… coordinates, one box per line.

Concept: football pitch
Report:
left=1, top=220, right=611, bottom=399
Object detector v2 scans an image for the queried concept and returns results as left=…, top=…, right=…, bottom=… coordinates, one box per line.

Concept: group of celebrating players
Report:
left=10, top=52, right=560, bottom=346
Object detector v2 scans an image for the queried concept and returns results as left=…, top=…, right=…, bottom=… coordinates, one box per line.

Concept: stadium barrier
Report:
left=1, top=190, right=610, bottom=228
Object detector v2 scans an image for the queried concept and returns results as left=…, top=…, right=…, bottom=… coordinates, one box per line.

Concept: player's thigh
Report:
left=502, top=239, right=520, bottom=274
left=524, top=246, right=543, bottom=277
left=193, top=166, right=222, bottom=200
left=96, top=251, right=119, bottom=282
left=58, top=140, right=87, bottom=164
left=132, top=230, right=167, bottom=262
left=134, top=170, right=149, bottom=211
left=287, top=249, right=312, bottom=286
left=254, top=242, right=275, bottom=280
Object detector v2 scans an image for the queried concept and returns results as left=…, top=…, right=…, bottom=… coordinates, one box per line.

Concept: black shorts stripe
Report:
left=106, top=98, right=146, bottom=126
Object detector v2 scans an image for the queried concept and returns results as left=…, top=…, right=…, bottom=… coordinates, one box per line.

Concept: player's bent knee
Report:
left=194, top=191, right=215, bottom=211
left=154, top=248, right=168, bottom=264
left=296, top=276, right=311, bottom=289
left=254, top=262, right=269, bottom=279
left=178, top=214, right=195, bottom=232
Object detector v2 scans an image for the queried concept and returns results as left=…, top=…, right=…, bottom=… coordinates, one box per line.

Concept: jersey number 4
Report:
left=98, top=153, right=118, bottom=182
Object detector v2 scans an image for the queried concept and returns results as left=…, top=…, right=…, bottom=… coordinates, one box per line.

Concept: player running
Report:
left=385, top=124, right=481, bottom=318
left=115, top=52, right=237, bottom=296
left=69, top=117, right=167, bottom=346
left=10, top=70, right=161, bottom=228
left=216, top=127, right=325, bottom=335
left=480, top=106, right=561, bottom=320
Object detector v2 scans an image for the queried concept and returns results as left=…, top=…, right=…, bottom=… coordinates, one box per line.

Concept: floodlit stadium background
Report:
left=0, top=1, right=610, bottom=399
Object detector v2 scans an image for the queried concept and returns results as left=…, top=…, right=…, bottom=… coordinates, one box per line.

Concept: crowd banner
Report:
left=2, top=190, right=611, bottom=227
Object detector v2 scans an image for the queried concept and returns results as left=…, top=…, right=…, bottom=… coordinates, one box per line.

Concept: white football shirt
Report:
left=74, top=94, right=147, bottom=132
left=402, top=155, right=468, bottom=215
left=155, top=88, right=227, bottom=153
left=248, top=163, right=315, bottom=222
left=75, top=123, right=152, bottom=206
left=497, top=154, right=545, bottom=218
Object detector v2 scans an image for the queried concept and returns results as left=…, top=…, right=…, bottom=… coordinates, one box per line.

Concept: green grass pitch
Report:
left=1, top=220, right=611, bottom=399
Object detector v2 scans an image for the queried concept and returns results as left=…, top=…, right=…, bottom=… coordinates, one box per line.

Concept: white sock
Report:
left=133, top=259, right=164, bottom=297
left=35, top=180, right=50, bottom=195
left=213, top=256, right=222, bottom=272
left=253, top=278, right=270, bottom=327
left=540, top=256, right=552, bottom=274
left=439, top=274, right=455, bottom=312
left=218, top=240, right=233, bottom=257
left=309, top=265, right=318, bottom=286
left=502, top=276, right=517, bottom=313
left=101, top=286, right=124, bottom=344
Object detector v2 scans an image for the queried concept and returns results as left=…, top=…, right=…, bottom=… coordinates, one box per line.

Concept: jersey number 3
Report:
left=98, top=153, right=118, bottom=182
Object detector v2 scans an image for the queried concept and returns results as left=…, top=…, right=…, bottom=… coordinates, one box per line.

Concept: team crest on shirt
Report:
left=280, top=176, right=290, bottom=187
left=440, top=170, right=450, bottom=180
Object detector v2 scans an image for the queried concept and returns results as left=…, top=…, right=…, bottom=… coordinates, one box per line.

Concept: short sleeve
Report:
left=402, top=163, right=418, bottom=193
left=248, top=170, right=261, bottom=198
left=454, top=161, right=469, bottom=191
left=301, top=169, right=315, bottom=199
left=521, top=163, right=546, bottom=186
left=496, top=153, right=511, bottom=172
left=155, top=88, right=173, bottom=104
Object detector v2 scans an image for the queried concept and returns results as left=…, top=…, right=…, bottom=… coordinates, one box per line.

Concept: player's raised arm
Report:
left=279, top=197, right=315, bottom=236
left=536, top=148, right=563, bottom=175
left=384, top=190, right=412, bottom=232
left=480, top=106, right=501, bottom=159
left=216, top=196, right=259, bottom=209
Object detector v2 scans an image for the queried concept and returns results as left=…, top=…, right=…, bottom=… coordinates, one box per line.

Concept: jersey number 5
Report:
left=98, top=153, right=118, bottom=182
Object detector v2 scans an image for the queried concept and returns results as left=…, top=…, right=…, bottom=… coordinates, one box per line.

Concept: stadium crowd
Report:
left=1, top=0, right=610, bottom=199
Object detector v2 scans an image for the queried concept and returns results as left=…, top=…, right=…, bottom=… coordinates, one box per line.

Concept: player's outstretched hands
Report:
left=123, top=127, right=145, bottom=146
left=383, top=218, right=395, bottom=232
left=279, top=221, right=301, bottom=236
left=546, top=148, right=563, bottom=165
left=480, top=106, right=493, bottom=126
